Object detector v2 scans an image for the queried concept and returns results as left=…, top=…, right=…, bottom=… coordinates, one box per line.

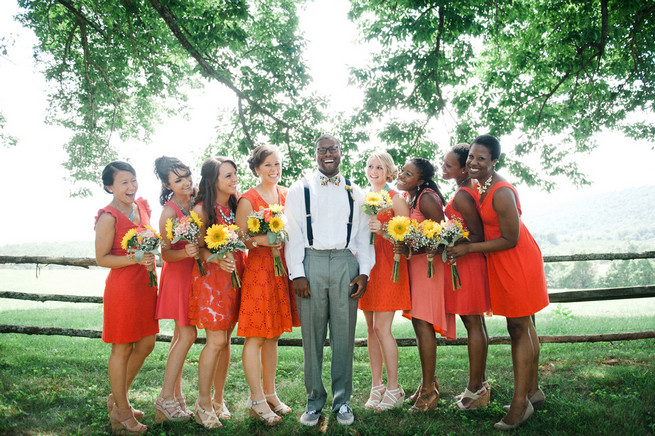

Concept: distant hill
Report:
left=0, top=241, right=95, bottom=258
left=526, top=185, right=655, bottom=255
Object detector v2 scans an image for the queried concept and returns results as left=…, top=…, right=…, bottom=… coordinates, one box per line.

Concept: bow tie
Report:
left=320, top=175, right=340, bottom=186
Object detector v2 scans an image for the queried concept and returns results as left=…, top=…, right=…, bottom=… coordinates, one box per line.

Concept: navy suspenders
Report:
left=302, top=177, right=354, bottom=248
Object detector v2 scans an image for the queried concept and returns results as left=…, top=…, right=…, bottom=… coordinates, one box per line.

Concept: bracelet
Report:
left=127, top=253, right=135, bottom=264
left=404, top=250, right=412, bottom=260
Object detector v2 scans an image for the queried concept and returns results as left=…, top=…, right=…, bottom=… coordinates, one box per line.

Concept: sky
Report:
left=0, top=0, right=653, bottom=245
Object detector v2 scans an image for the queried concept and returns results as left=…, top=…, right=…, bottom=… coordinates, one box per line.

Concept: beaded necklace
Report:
left=477, top=174, right=494, bottom=196
left=216, top=203, right=235, bottom=224
left=171, top=198, right=190, bottom=216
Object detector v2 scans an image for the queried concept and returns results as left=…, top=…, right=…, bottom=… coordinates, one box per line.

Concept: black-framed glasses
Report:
left=316, top=146, right=340, bottom=156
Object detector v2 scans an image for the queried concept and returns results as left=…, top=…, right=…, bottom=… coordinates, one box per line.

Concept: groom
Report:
left=285, top=134, right=374, bottom=426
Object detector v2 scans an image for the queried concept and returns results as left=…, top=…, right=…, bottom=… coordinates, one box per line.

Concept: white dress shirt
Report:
left=284, top=171, right=375, bottom=280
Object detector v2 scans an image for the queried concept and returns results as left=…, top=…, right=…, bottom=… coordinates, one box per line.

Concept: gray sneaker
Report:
left=336, top=404, right=354, bottom=425
left=300, top=409, right=321, bottom=426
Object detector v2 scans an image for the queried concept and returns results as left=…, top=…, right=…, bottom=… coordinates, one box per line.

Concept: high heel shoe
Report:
left=455, top=380, right=489, bottom=401
left=107, top=394, right=144, bottom=420
left=109, top=406, right=147, bottom=434
left=155, top=394, right=189, bottom=423
left=193, top=400, right=221, bottom=429
left=494, top=401, right=534, bottom=430
left=408, top=383, right=439, bottom=413
left=364, top=384, right=386, bottom=409
left=265, top=392, right=291, bottom=415
left=212, top=399, right=232, bottom=420
left=247, top=397, right=281, bottom=425
left=454, top=386, right=489, bottom=410
left=176, top=395, right=192, bottom=417
left=407, top=375, right=438, bottom=404
left=375, top=387, right=405, bottom=411
left=503, top=388, right=545, bottom=412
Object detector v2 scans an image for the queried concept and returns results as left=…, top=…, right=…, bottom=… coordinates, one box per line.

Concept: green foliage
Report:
left=0, top=112, right=18, bottom=147
left=348, top=0, right=655, bottom=189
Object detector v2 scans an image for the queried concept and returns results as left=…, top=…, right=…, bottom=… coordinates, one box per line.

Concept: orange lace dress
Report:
left=358, top=190, right=411, bottom=312
left=95, top=198, right=159, bottom=344
left=237, top=187, right=300, bottom=338
left=188, top=202, right=246, bottom=331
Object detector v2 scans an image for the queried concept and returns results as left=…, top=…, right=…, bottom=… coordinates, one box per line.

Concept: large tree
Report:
left=7, top=0, right=655, bottom=191
left=348, top=0, right=655, bottom=189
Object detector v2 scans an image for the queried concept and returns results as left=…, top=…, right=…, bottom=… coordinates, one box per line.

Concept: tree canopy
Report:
left=6, top=0, right=655, bottom=192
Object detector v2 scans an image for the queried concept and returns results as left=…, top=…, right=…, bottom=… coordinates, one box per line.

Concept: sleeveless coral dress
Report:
left=188, top=203, right=246, bottom=331
left=237, top=187, right=300, bottom=338
left=155, top=201, right=194, bottom=326
left=359, top=190, right=411, bottom=312
left=95, top=198, right=159, bottom=344
left=443, top=187, right=491, bottom=316
left=479, top=182, right=549, bottom=317
left=404, top=189, right=456, bottom=339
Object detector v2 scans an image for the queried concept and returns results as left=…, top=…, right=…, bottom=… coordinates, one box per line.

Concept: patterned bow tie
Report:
left=320, top=175, right=340, bottom=186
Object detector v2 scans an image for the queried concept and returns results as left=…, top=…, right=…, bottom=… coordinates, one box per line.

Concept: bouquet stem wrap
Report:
left=426, top=253, right=435, bottom=278
left=370, top=231, right=376, bottom=245
left=443, top=244, right=462, bottom=290
left=391, top=252, right=401, bottom=283
left=194, top=254, right=206, bottom=277
left=271, top=247, right=287, bottom=277
left=226, top=251, right=241, bottom=289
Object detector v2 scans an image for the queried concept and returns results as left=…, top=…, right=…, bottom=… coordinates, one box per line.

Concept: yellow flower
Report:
left=387, top=216, right=412, bottom=241
left=462, top=230, right=470, bottom=239
left=205, top=224, right=230, bottom=249
left=228, top=224, right=239, bottom=231
left=365, top=191, right=384, bottom=207
left=421, top=220, right=441, bottom=239
left=269, top=216, right=284, bottom=233
left=165, top=218, right=174, bottom=241
left=247, top=217, right=261, bottom=233
left=189, top=210, right=203, bottom=228
left=269, top=204, right=284, bottom=214
left=383, top=191, right=393, bottom=205
left=121, top=228, right=137, bottom=250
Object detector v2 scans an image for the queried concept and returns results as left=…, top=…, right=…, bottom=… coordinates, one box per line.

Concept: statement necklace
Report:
left=216, top=203, right=235, bottom=224
left=172, top=198, right=190, bottom=216
left=477, top=174, right=494, bottom=196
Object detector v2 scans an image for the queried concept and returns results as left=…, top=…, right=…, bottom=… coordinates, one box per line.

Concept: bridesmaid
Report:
left=396, top=157, right=455, bottom=412
left=94, top=161, right=158, bottom=434
left=448, top=135, right=548, bottom=430
left=441, top=144, right=492, bottom=410
left=235, top=144, right=300, bottom=425
left=188, top=157, right=246, bottom=429
left=153, top=156, right=197, bottom=422
left=358, top=151, right=411, bottom=411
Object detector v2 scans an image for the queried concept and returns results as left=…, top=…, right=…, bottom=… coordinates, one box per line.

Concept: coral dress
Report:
left=359, top=190, right=411, bottom=312
left=189, top=203, right=246, bottom=331
left=155, top=201, right=194, bottom=326
left=95, top=198, right=159, bottom=344
left=404, top=189, right=456, bottom=339
left=237, top=187, right=300, bottom=338
left=443, top=187, right=491, bottom=315
left=479, top=182, right=549, bottom=317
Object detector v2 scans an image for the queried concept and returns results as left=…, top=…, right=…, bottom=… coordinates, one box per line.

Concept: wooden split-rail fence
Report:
left=1, top=252, right=654, bottom=346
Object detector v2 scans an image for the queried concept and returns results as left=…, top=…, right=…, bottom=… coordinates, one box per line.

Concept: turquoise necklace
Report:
left=216, top=203, right=235, bottom=224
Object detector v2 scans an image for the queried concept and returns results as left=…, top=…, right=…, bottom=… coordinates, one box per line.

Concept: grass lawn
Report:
left=0, top=268, right=654, bottom=434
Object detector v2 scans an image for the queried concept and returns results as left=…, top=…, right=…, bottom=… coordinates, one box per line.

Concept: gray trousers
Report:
left=296, top=248, right=360, bottom=413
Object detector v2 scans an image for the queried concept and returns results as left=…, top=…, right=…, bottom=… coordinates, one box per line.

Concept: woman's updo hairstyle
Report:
left=451, top=143, right=470, bottom=168
left=247, top=144, right=281, bottom=177
left=368, top=151, right=398, bottom=182
left=408, top=157, right=445, bottom=208
left=154, top=156, right=192, bottom=206
left=472, top=134, right=501, bottom=161
left=102, top=161, right=136, bottom=194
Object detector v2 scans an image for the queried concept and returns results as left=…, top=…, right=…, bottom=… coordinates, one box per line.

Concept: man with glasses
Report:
left=285, top=134, right=375, bottom=426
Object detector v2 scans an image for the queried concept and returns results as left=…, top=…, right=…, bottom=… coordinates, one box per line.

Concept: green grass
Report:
left=1, top=268, right=654, bottom=434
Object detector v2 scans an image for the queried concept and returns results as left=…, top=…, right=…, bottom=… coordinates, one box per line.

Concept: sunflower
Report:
left=387, top=216, right=412, bottom=241
left=165, top=218, right=174, bottom=241
left=269, top=216, right=284, bottom=233
left=269, top=204, right=284, bottom=214
left=121, top=228, right=137, bottom=250
left=383, top=191, right=393, bottom=205
left=421, top=220, right=442, bottom=239
left=189, top=210, right=203, bottom=228
left=364, top=191, right=383, bottom=207
left=205, top=224, right=230, bottom=249
left=247, top=217, right=261, bottom=233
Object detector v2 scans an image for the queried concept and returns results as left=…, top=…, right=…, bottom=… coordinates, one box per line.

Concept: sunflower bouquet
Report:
left=204, top=223, right=246, bottom=289
left=361, top=190, right=393, bottom=244
left=386, top=215, right=413, bottom=282
left=165, top=210, right=206, bottom=276
left=437, top=219, right=470, bottom=290
left=404, top=219, right=443, bottom=278
left=121, top=226, right=162, bottom=287
left=246, top=204, right=289, bottom=276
